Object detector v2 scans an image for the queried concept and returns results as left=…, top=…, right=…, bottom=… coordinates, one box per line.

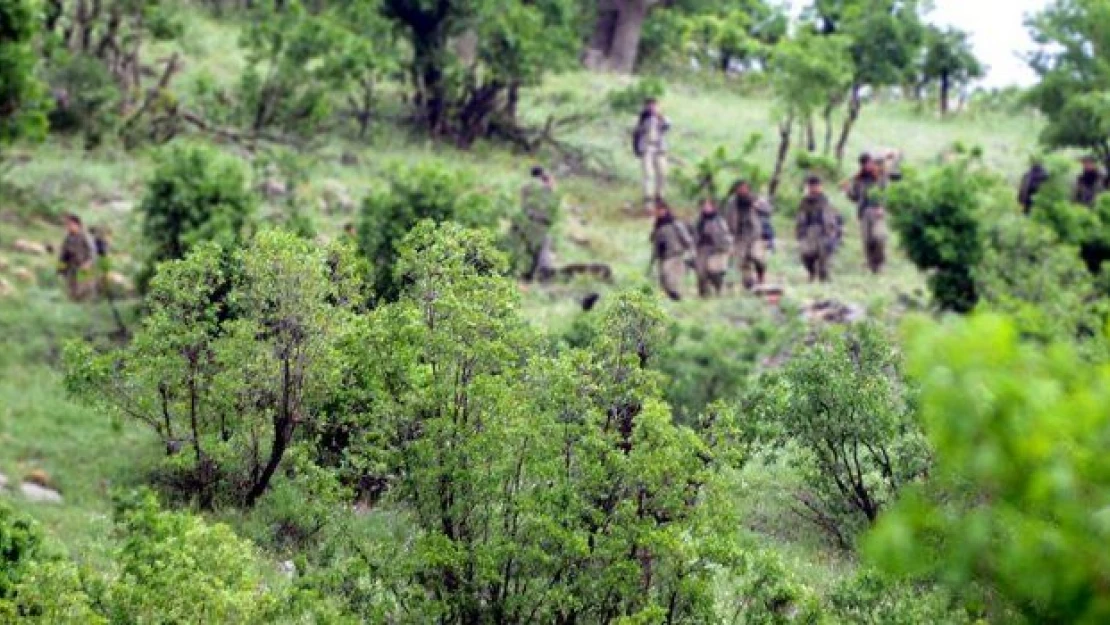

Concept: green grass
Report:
left=0, top=10, right=1046, bottom=596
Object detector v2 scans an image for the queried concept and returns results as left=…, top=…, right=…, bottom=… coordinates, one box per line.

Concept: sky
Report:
left=787, top=0, right=1051, bottom=88
left=927, top=0, right=1050, bottom=88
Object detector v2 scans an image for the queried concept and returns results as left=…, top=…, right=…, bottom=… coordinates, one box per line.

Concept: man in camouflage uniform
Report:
left=58, top=213, right=98, bottom=301
left=846, top=154, right=888, bottom=274
left=649, top=200, right=693, bottom=301
left=513, top=166, right=558, bottom=282
left=796, top=176, right=839, bottom=283
left=694, top=198, right=733, bottom=297
left=633, top=98, right=671, bottom=212
left=723, top=180, right=767, bottom=289
left=1074, top=156, right=1105, bottom=207
left=1018, top=160, right=1049, bottom=214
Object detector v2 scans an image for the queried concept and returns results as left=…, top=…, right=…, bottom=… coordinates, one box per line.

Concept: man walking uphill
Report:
left=796, top=177, right=839, bottom=283
left=1074, top=156, right=1106, bottom=207
left=723, top=180, right=767, bottom=289
left=633, top=98, right=671, bottom=212
left=649, top=200, right=692, bottom=301
left=512, top=166, right=559, bottom=282
left=57, top=213, right=98, bottom=301
left=694, top=198, right=733, bottom=298
left=846, top=153, right=888, bottom=274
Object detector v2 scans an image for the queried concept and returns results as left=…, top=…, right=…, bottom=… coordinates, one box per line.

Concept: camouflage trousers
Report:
left=658, top=256, right=685, bottom=300
left=860, top=207, right=887, bottom=274
left=63, top=268, right=98, bottom=302
left=799, top=232, right=831, bottom=283
left=734, top=235, right=767, bottom=289
left=524, top=235, right=555, bottom=282
left=641, top=148, right=667, bottom=208
left=695, top=249, right=729, bottom=297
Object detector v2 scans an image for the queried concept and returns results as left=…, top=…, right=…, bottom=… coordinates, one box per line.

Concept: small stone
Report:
left=12, top=239, right=47, bottom=256
left=258, top=178, right=289, bottom=200
left=105, top=271, right=133, bottom=294
left=20, top=482, right=62, bottom=504
left=12, top=267, right=34, bottom=284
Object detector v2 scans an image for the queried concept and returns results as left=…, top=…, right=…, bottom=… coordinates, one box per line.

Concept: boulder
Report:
left=105, top=271, right=133, bottom=294
left=20, top=482, right=62, bottom=504
left=12, top=239, right=47, bottom=256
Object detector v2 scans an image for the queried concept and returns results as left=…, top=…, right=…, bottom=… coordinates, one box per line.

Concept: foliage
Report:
left=976, top=213, right=1101, bottom=345
left=607, top=77, right=668, bottom=114
left=921, top=25, right=984, bottom=114
left=65, top=231, right=361, bottom=507
left=676, top=135, right=767, bottom=202
left=825, top=570, right=972, bottom=624
left=888, top=153, right=992, bottom=312
left=746, top=323, right=929, bottom=549
left=721, top=548, right=825, bottom=624
left=42, top=53, right=122, bottom=149
left=1027, top=0, right=1110, bottom=162
left=867, top=314, right=1110, bottom=623
left=0, top=0, right=50, bottom=155
left=678, top=1, right=788, bottom=74
left=336, top=223, right=747, bottom=621
left=356, top=162, right=509, bottom=302
left=136, top=142, right=258, bottom=291
left=768, top=32, right=853, bottom=123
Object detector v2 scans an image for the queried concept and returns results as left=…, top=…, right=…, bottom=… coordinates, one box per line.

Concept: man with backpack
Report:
left=633, top=98, right=671, bottom=213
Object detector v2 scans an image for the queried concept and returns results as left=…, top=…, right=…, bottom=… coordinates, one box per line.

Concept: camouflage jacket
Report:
left=795, top=194, right=838, bottom=240
left=634, top=112, right=671, bottom=155
left=847, top=172, right=886, bottom=217
left=723, top=194, right=762, bottom=242
left=651, top=216, right=693, bottom=260
left=59, top=231, right=97, bottom=272
left=695, top=212, right=734, bottom=254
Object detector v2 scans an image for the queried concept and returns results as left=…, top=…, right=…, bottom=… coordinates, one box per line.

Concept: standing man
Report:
left=1018, top=160, right=1050, bottom=214
left=694, top=198, right=733, bottom=297
left=723, top=180, right=766, bottom=289
left=796, top=176, right=839, bottom=283
left=649, top=200, right=692, bottom=301
left=57, top=213, right=98, bottom=301
left=633, top=98, right=671, bottom=213
left=1074, top=156, right=1105, bottom=207
left=846, top=154, right=888, bottom=274
left=513, top=166, right=559, bottom=282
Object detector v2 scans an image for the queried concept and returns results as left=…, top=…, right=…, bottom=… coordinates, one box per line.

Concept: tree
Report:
left=0, top=0, right=49, bottom=157
left=66, top=231, right=361, bottom=508
left=766, top=31, right=853, bottom=196
left=746, top=323, right=929, bottom=549
left=888, top=151, right=990, bottom=312
left=584, top=0, right=661, bottom=74
left=922, top=26, right=983, bottom=115
left=136, top=142, right=257, bottom=291
left=1027, top=0, right=1110, bottom=166
left=383, top=0, right=579, bottom=144
left=806, top=0, right=926, bottom=163
left=356, top=162, right=509, bottom=302
left=674, top=1, right=787, bottom=74
left=867, top=314, right=1110, bottom=623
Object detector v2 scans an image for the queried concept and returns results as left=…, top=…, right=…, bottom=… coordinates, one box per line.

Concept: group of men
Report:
left=1018, top=155, right=1109, bottom=212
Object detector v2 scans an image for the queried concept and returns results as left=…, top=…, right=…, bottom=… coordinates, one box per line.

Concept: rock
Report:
left=12, top=239, right=47, bottom=256
left=0, top=256, right=8, bottom=272
left=340, top=152, right=359, bottom=166
left=20, top=482, right=62, bottom=504
left=802, top=299, right=866, bottom=324
left=278, top=560, right=296, bottom=579
left=24, top=469, right=52, bottom=488
left=258, top=178, right=289, bottom=200
left=0, top=473, right=8, bottom=490
left=105, top=271, right=133, bottom=293
left=12, top=267, right=34, bottom=284
left=106, top=200, right=134, bottom=213
left=320, top=180, right=356, bottom=214
left=0, top=278, right=12, bottom=297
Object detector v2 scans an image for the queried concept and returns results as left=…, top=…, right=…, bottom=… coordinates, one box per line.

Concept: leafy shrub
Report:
left=356, top=162, right=508, bottom=302
left=66, top=231, right=361, bottom=508
left=0, top=0, right=49, bottom=154
left=44, top=53, right=122, bottom=148
left=607, top=77, right=668, bottom=114
left=747, top=323, right=929, bottom=549
left=867, top=314, right=1110, bottom=623
left=826, top=570, right=972, bottom=624
left=888, top=154, right=991, bottom=312
left=137, top=142, right=257, bottom=292
left=721, top=549, right=824, bottom=624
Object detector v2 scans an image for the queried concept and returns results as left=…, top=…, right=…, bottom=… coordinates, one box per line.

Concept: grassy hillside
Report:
left=0, top=8, right=1043, bottom=592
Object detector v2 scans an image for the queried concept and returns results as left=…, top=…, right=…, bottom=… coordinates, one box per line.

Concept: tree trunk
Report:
left=245, top=359, right=296, bottom=507
left=939, top=72, right=950, bottom=116
left=805, top=118, right=816, bottom=153
left=769, top=115, right=794, bottom=199
left=822, top=102, right=834, bottom=155
left=583, top=0, right=620, bottom=70
left=834, top=83, right=862, bottom=165
left=606, top=0, right=650, bottom=74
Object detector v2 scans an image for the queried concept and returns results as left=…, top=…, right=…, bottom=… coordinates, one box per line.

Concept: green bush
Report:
left=356, top=162, right=508, bottom=302
left=888, top=154, right=992, bottom=312
left=607, top=77, right=668, bottom=114
left=44, top=53, right=122, bottom=148
left=747, top=323, right=929, bottom=549
left=0, top=0, right=49, bottom=154
left=137, top=142, right=257, bottom=292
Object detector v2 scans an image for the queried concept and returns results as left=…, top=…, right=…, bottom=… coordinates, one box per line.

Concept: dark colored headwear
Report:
left=732, top=179, right=749, bottom=192
left=806, top=175, right=822, bottom=186
left=531, top=166, right=545, bottom=178
left=645, top=97, right=657, bottom=105
left=64, top=213, right=82, bottom=226
left=859, top=153, right=872, bottom=165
